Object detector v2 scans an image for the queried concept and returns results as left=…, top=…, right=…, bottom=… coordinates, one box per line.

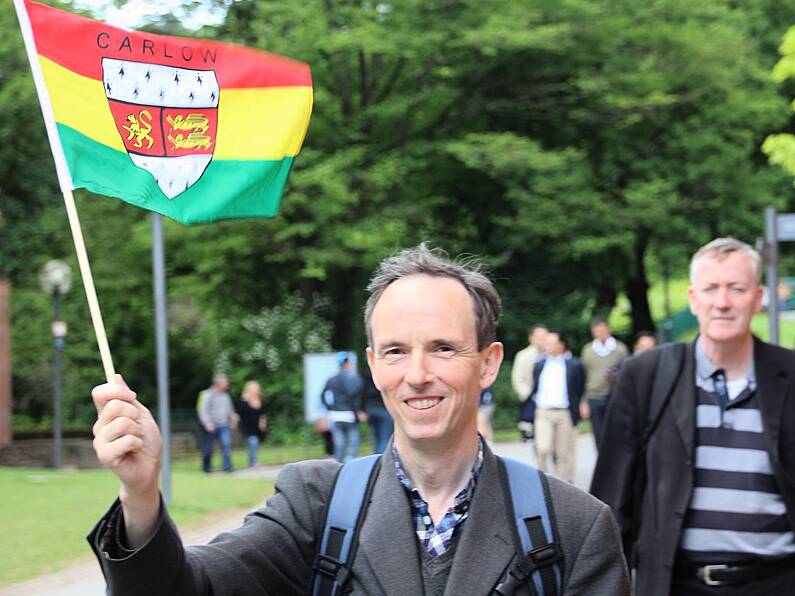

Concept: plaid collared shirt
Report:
left=392, top=439, right=484, bottom=557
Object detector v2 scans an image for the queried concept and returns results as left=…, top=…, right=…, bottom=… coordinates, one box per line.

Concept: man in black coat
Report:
left=591, top=238, right=795, bottom=595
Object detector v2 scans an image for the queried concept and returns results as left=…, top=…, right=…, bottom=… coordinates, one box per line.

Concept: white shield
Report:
left=103, top=58, right=220, bottom=199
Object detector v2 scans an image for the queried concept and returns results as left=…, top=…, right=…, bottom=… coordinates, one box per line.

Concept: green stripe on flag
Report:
left=57, top=124, right=292, bottom=224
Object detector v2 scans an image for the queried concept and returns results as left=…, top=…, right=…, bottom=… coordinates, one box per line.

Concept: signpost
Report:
left=763, top=206, right=795, bottom=346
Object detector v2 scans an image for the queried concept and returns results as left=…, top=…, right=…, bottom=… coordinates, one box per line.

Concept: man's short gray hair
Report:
left=689, top=237, right=762, bottom=285
left=364, top=243, right=501, bottom=350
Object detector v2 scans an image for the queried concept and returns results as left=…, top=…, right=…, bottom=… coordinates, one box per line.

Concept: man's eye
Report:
left=383, top=348, right=404, bottom=357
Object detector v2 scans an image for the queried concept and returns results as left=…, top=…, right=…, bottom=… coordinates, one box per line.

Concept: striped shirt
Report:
left=679, top=340, right=795, bottom=563
left=393, top=439, right=484, bottom=557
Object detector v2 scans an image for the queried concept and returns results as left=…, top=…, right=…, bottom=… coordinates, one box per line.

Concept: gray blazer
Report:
left=90, top=444, right=628, bottom=595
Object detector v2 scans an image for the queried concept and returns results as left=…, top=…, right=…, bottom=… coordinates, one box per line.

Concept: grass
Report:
left=171, top=442, right=328, bottom=471
left=752, top=312, right=795, bottom=346
left=0, top=460, right=274, bottom=587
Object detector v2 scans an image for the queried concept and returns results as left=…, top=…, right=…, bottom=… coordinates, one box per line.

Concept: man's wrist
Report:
left=119, top=484, right=161, bottom=549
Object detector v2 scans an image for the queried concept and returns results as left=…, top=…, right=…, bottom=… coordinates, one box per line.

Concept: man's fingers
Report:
left=95, top=415, right=144, bottom=443
left=97, top=398, right=140, bottom=426
left=130, top=397, right=153, bottom=419
left=92, top=379, right=137, bottom=414
left=94, top=434, right=144, bottom=467
left=93, top=415, right=145, bottom=468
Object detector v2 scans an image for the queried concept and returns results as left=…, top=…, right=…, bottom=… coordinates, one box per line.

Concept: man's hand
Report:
left=92, top=375, right=162, bottom=547
left=204, top=422, right=215, bottom=433
left=579, top=401, right=591, bottom=420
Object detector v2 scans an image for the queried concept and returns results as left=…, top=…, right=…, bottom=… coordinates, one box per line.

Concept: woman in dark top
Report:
left=236, top=380, right=268, bottom=467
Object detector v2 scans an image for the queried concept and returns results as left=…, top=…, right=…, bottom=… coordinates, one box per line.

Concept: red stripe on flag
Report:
left=25, top=0, right=311, bottom=89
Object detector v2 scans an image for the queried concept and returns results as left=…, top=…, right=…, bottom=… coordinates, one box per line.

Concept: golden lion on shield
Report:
left=167, top=132, right=213, bottom=151
left=122, top=110, right=154, bottom=150
left=166, top=114, right=210, bottom=134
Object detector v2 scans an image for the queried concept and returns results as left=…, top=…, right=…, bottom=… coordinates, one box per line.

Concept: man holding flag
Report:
left=16, top=3, right=628, bottom=594
left=88, top=245, right=628, bottom=595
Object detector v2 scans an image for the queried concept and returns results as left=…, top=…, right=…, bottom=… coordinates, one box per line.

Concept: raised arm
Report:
left=91, top=375, right=162, bottom=547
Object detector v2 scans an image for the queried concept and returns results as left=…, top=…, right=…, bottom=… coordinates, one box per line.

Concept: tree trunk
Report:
left=625, top=238, right=655, bottom=336
left=593, top=285, right=617, bottom=319
left=0, top=279, right=12, bottom=445
left=329, top=267, right=357, bottom=351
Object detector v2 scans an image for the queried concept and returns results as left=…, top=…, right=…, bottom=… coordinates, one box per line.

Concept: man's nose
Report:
left=714, top=287, right=731, bottom=308
left=405, top=350, right=432, bottom=387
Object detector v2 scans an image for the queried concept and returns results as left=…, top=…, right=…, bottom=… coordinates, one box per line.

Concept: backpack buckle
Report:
left=314, top=552, right=348, bottom=583
left=526, top=543, right=558, bottom=568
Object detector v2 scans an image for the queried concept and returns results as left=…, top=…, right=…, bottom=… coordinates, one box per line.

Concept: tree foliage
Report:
left=4, top=0, right=795, bottom=432
left=764, top=26, right=795, bottom=180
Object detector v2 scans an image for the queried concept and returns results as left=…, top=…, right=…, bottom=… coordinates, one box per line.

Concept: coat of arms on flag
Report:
left=104, top=59, right=219, bottom=199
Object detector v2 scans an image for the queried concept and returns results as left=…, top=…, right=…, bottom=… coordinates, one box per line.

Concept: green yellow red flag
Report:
left=16, top=0, right=313, bottom=224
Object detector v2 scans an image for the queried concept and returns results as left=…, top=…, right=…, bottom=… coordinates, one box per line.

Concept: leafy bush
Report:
left=209, top=292, right=332, bottom=433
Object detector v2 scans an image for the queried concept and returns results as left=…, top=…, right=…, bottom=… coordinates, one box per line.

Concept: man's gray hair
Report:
left=689, top=237, right=762, bottom=285
left=365, top=243, right=501, bottom=350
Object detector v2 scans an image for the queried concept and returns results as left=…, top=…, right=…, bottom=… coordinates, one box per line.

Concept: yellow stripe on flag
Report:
left=41, top=57, right=123, bottom=151
left=215, top=87, right=313, bottom=159
left=40, top=57, right=312, bottom=160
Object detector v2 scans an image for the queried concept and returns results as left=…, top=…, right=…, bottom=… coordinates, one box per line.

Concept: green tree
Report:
left=7, top=0, right=795, bottom=431
left=764, top=26, right=795, bottom=182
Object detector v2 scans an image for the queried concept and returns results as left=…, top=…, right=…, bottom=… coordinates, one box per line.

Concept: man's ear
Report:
left=687, top=286, right=696, bottom=315
left=366, top=347, right=381, bottom=390
left=752, top=284, right=764, bottom=314
left=480, top=342, right=504, bottom=389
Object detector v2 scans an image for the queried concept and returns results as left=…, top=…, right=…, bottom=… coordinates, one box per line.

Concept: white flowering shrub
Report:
left=210, top=293, right=333, bottom=441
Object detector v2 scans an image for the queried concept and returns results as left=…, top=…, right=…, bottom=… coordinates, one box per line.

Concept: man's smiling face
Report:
left=367, top=274, right=502, bottom=450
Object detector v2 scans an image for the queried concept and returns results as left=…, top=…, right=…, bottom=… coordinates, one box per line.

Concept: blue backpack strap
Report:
left=494, top=457, right=562, bottom=596
left=312, top=454, right=382, bottom=596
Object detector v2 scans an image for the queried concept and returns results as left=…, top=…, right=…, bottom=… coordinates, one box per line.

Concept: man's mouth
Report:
left=406, top=398, right=442, bottom=410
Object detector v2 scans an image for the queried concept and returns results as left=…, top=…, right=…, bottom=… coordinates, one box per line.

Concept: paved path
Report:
left=1, top=436, right=597, bottom=595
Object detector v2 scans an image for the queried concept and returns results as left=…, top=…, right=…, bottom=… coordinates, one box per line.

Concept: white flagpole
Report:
left=13, top=0, right=116, bottom=383
left=62, top=189, right=116, bottom=382
left=12, top=0, right=72, bottom=191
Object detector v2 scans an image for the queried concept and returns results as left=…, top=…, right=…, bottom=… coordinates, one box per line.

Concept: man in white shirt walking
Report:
left=528, top=330, right=585, bottom=482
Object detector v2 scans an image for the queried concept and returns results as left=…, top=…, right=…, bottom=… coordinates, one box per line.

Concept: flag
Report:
left=17, top=0, right=312, bottom=224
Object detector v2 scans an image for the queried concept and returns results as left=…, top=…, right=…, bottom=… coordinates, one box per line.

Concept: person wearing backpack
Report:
left=321, top=352, right=365, bottom=463
left=591, top=238, right=795, bottom=595
left=87, top=244, right=628, bottom=595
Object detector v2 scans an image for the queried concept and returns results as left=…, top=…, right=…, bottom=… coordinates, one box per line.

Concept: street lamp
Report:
left=38, top=260, right=72, bottom=469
